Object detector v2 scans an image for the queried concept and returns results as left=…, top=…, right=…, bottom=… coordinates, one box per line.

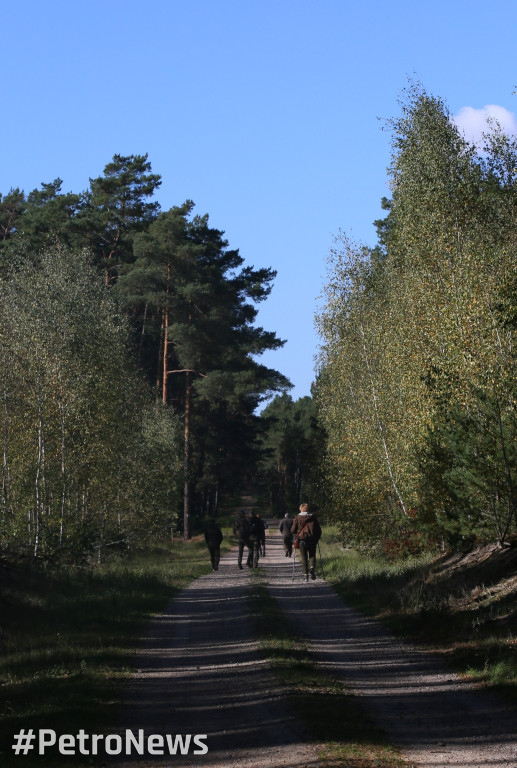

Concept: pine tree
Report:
left=120, top=203, right=289, bottom=538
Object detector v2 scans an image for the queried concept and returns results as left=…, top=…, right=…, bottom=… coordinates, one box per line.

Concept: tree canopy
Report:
left=316, top=84, right=517, bottom=552
left=0, top=154, right=289, bottom=558
left=258, top=393, right=323, bottom=514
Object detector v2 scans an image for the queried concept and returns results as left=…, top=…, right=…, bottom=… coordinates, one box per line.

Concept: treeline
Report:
left=315, top=85, right=517, bottom=553
left=258, top=393, right=322, bottom=513
left=0, top=155, right=288, bottom=560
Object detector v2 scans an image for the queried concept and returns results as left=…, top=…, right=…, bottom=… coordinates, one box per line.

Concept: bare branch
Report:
left=167, top=368, right=207, bottom=378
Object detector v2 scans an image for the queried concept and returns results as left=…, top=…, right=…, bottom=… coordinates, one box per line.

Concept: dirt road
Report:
left=115, top=525, right=517, bottom=768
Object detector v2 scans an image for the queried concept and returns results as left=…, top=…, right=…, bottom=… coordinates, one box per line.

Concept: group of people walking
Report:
left=232, top=509, right=267, bottom=568
left=204, top=503, right=322, bottom=582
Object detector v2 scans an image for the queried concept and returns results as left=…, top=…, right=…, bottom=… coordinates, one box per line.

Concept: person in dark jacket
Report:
left=204, top=518, right=223, bottom=571
left=278, top=513, right=293, bottom=557
left=247, top=511, right=266, bottom=568
left=232, top=510, right=251, bottom=570
left=291, top=503, right=322, bottom=582
left=256, top=513, right=267, bottom=556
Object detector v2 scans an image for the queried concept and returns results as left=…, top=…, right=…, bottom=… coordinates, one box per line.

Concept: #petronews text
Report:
left=12, top=728, right=208, bottom=756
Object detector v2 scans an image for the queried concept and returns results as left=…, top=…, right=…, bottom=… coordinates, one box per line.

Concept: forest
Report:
left=0, top=156, right=289, bottom=560
left=1, top=83, right=516, bottom=564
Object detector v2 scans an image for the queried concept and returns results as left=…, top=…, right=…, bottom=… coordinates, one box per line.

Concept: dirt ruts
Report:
left=115, top=525, right=517, bottom=768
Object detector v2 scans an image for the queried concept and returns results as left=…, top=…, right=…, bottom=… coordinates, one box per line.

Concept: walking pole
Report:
left=317, top=542, right=326, bottom=580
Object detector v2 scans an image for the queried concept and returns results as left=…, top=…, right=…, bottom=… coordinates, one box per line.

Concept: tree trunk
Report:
left=183, top=370, right=192, bottom=540
left=359, top=322, right=407, bottom=516
left=2, top=381, right=8, bottom=514
left=156, top=309, right=165, bottom=393
left=162, top=263, right=171, bottom=404
left=59, top=405, right=66, bottom=551
left=34, top=377, right=44, bottom=557
left=138, top=302, right=148, bottom=367
left=497, top=400, right=517, bottom=542
left=162, top=307, right=169, bottom=404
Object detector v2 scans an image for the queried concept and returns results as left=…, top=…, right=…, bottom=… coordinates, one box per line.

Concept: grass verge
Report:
left=319, top=527, right=517, bottom=699
left=248, top=581, right=411, bottom=768
left=0, top=536, right=229, bottom=767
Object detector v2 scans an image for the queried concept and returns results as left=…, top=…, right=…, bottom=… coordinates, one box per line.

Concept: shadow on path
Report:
left=115, top=523, right=517, bottom=768
left=266, top=534, right=517, bottom=768
left=114, top=538, right=318, bottom=768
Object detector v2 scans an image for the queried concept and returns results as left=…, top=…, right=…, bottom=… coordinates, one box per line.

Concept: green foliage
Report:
left=0, top=188, right=25, bottom=243
left=421, top=390, right=517, bottom=546
left=320, top=530, right=517, bottom=696
left=0, top=154, right=162, bottom=284
left=81, top=153, right=162, bottom=284
left=0, top=245, right=181, bottom=559
left=0, top=181, right=82, bottom=271
left=0, top=152, right=287, bottom=554
left=119, top=203, right=290, bottom=532
left=316, top=82, right=517, bottom=551
left=0, top=539, right=214, bottom=768
left=258, top=393, right=323, bottom=512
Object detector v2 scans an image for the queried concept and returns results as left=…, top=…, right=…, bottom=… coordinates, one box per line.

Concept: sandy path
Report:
left=114, top=535, right=319, bottom=767
left=115, top=525, right=517, bottom=768
left=269, top=536, right=517, bottom=767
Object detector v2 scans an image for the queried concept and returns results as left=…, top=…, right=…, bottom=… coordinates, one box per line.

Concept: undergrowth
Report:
left=319, top=527, right=517, bottom=698
left=0, top=536, right=224, bottom=767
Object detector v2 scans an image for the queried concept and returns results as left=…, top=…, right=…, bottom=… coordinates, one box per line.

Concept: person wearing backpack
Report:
left=278, top=513, right=293, bottom=557
left=232, top=510, right=251, bottom=570
left=291, top=502, right=322, bottom=582
left=247, top=511, right=265, bottom=568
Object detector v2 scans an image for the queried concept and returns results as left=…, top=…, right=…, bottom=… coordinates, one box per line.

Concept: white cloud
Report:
left=452, top=104, right=517, bottom=148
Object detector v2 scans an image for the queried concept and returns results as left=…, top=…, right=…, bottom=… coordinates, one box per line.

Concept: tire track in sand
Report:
left=115, top=525, right=517, bottom=768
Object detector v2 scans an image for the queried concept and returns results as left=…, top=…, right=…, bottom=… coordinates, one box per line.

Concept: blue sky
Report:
left=3, top=0, right=517, bottom=402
